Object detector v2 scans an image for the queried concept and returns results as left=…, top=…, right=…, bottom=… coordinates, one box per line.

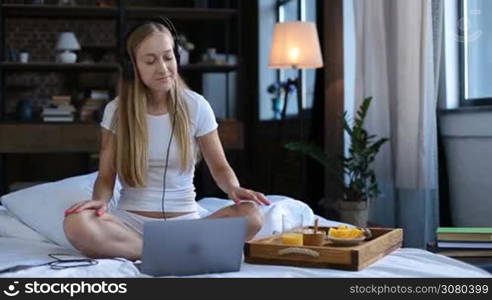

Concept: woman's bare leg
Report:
left=64, top=202, right=263, bottom=259
left=205, top=202, right=264, bottom=240
left=63, top=210, right=142, bottom=260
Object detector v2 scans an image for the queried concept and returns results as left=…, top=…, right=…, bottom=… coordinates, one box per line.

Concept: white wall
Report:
left=440, top=110, right=492, bottom=226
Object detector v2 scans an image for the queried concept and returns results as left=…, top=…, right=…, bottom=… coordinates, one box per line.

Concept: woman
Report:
left=63, top=20, right=269, bottom=261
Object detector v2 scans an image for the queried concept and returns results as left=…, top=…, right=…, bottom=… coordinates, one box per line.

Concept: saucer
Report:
left=326, top=235, right=366, bottom=246
left=326, top=228, right=372, bottom=246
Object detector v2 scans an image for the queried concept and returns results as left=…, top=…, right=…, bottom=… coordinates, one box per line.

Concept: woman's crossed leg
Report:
left=63, top=201, right=263, bottom=260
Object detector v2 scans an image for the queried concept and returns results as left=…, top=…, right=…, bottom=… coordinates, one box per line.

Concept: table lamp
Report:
left=267, top=21, right=324, bottom=194
left=268, top=21, right=323, bottom=119
left=56, top=32, right=81, bottom=63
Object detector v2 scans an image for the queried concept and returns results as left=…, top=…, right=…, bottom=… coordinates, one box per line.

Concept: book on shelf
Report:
left=50, top=95, right=72, bottom=105
left=436, top=249, right=492, bottom=257
left=51, top=95, right=71, bottom=101
left=43, top=116, right=74, bottom=122
left=436, top=227, right=492, bottom=242
left=79, top=110, right=96, bottom=122
left=42, top=106, right=76, bottom=116
left=437, top=241, right=492, bottom=249
left=83, top=98, right=105, bottom=106
left=79, top=98, right=105, bottom=121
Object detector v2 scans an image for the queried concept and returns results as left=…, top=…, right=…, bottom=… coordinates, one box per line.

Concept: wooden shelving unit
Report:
left=0, top=120, right=243, bottom=153
left=127, top=6, right=238, bottom=20
left=0, top=1, right=244, bottom=195
left=2, top=4, right=238, bottom=20
left=0, top=62, right=237, bottom=73
left=2, top=4, right=118, bottom=19
left=0, top=62, right=119, bottom=72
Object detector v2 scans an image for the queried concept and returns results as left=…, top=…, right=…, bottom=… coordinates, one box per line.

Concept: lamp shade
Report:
left=269, top=21, right=323, bottom=69
left=56, top=32, right=81, bottom=51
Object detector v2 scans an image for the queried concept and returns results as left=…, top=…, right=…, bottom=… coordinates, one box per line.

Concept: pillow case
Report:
left=1, top=172, right=120, bottom=249
left=0, top=206, right=50, bottom=243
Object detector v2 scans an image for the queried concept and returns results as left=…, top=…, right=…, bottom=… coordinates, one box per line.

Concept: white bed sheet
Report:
left=0, top=237, right=489, bottom=278
left=0, top=238, right=140, bottom=278
left=0, top=196, right=490, bottom=278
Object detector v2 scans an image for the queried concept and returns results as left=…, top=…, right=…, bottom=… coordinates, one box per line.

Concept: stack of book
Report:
left=89, top=89, right=110, bottom=101
left=79, top=98, right=106, bottom=122
left=42, top=95, right=75, bottom=122
left=436, top=227, right=492, bottom=257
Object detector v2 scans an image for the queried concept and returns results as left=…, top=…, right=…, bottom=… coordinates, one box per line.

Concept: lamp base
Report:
left=57, top=50, right=77, bottom=63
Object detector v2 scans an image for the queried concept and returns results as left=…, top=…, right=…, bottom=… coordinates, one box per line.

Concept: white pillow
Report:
left=0, top=206, right=50, bottom=243
left=0, top=172, right=341, bottom=251
left=0, top=172, right=120, bottom=250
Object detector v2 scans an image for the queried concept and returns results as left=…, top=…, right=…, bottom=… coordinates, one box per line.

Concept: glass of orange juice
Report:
left=280, top=214, right=304, bottom=246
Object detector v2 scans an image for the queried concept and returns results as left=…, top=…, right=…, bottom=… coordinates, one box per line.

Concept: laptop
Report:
left=137, top=217, right=247, bottom=276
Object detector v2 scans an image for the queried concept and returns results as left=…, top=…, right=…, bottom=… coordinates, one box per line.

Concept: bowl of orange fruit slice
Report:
left=327, top=225, right=372, bottom=246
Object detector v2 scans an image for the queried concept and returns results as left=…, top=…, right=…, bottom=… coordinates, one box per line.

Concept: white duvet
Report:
left=0, top=238, right=489, bottom=278
left=0, top=197, right=490, bottom=278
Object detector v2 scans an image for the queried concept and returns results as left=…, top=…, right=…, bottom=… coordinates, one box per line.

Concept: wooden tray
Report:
left=244, top=227, right=403, bottom=271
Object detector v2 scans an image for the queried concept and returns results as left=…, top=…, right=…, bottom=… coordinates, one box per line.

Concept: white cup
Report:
left=282, top=213, right=304, bottom=233
left=19, top=52, right=29, bottom=63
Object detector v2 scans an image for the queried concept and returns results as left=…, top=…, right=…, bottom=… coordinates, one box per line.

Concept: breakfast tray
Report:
left=244, top=227, right=403, bottom=271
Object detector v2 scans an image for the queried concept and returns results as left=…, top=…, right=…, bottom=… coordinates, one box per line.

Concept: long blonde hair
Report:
left=114, top=22, right=193, bottom=187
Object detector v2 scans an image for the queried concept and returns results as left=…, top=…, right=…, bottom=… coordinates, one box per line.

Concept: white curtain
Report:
left=348, top=0, right=443, bottom=248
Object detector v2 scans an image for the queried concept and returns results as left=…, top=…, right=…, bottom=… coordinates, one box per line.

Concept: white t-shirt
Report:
left=100, top=89, right=218, bottom=212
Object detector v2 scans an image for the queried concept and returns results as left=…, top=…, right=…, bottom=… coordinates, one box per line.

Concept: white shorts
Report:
left=111, top=209, right=201, bottom=236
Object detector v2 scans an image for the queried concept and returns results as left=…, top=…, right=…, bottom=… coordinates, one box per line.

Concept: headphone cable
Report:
left=161, top=86, right=178, bottom=221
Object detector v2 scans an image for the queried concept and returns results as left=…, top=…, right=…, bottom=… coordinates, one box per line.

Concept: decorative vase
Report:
left=271, top=97, right=282, bottom=120
left=337, top=200, right=369, bottom=227
left=58, top=50, right=77, bottom=63
left=16, top=99, right=34, bottom=121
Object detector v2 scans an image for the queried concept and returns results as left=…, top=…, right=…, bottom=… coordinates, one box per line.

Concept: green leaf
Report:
left=285, top=96, right=388, bottom=201
left=284, top=142, right=345, bottom=186
left=343, top=111, right=353, bottom=135
left=284, top=142, right=328, bottom=166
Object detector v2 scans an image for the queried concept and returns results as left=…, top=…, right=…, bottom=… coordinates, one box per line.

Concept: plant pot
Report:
left=337, top=200, right=369, bottom=227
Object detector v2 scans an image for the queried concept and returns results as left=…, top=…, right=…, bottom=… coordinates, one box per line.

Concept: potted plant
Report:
left=285, top=97, right=388, bottom=227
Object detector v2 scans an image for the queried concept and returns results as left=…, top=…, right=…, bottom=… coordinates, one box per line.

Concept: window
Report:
left=459, top=0, right=492, bottom=105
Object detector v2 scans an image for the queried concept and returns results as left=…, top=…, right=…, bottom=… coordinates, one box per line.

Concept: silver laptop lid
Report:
left=140, top=217, right=247, bottom=276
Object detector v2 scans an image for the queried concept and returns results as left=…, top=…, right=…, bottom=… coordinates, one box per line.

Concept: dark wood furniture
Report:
left=0, top=1, right=244, bottom=195
left=0, top=121, right=243, bottom=154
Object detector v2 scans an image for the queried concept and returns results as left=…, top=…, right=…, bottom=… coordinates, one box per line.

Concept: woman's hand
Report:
left=228, top=186, right=271, bottom=206
left=65, top=200, right=108, bottom=217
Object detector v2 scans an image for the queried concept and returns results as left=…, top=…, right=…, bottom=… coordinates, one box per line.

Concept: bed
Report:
left=0, top=173, right=490, bottom=278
